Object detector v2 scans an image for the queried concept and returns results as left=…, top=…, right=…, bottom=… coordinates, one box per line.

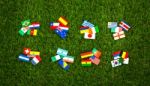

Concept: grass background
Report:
left=0, top=0, right=149, bottom=85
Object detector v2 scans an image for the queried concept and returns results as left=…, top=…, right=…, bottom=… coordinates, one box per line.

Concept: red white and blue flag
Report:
left=31, top=55, right=41, bottom=65
left=119, top=21, right=130, bottom=31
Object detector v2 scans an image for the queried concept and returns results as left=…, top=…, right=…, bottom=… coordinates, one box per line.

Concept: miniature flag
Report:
left=92, top=48, right=101, bottom=58
left=82, top=20, right=94, bottom=28
left=30, top=51, right=40, bottom=56
left=56, top=48, right=68, bottom=57
left=58, top=17, right=68, bottom=26
left=50, top=22, right=60, bottom=26
left=23, top=48, right=31, bottom=55
left=108, top=22, right=117, bottom=28
left=81, top=59, right=92, bottom=66
left=59, top=26, right=69, bottom=31
left=19, top=27, right=29, bottom=36
left=31, top=55, right=41, bottom=65
left=113, top=51, right=122, bottom=57
left=111, top=27, right=122, bottom=33
left=54, top=29, right=67, bottom=39
left=111, top=59, right=122, bottom=67
left=29, top=22, right=40, bottom=29
left=18, top=54, right=30, bottom=62
left=80, top=52, right=93, bottom=59
left=121, top=51, right=128, bottom=59
left=21, top=20, right=30, bottom=27
left=123, top=58, right=129, bottom=64
left=113, top=31, right=125, bottom=40
left=119, top=21, right=130, bottom=31
left=51, top=55, right=61, bottom=62
left=84, top=33, right=96, bottom=39
left=63, top=56, right=74, bottom=63
left=58, top=59, right=69, bottom=70
left=90, top=56, right=100, bottom=65
left=30, top=29, right=37, bottom=36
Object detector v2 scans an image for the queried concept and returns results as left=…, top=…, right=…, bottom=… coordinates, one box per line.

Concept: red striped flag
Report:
left=119, top=21, right=130, bottom=31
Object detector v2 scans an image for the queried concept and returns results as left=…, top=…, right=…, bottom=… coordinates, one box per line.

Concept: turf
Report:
left=0, top=0, right=150, bottom=85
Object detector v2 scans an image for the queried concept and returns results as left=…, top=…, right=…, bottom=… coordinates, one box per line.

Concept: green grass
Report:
left=0, top=0, right=149, bottom=85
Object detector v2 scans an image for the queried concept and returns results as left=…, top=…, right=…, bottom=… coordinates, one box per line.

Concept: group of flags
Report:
left=19, top=20, right=40, bottom=36
left=108, top=21, right=131, bottom=40
left=80, top=20, right=99, bottom=39
left=18, top=48, right=41, bottom=65
left=111, top=51, right=129, bottom=67
left=81, top=48, right=102, bottom=66
left=51, top=48, right=74, bottom=70
left=50, top=17, right=69, bottom=39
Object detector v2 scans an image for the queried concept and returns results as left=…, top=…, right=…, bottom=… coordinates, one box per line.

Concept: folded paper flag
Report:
left=81, top=59, right=92, bottom=66
left=81, top=52, right=93, bottom=59
left=111, top=59, right=122, bottom=67
left=21, top=20, right=31, bottom=27
left=119, top=21, right=130, bottom=31
left=18, top=54, right=30, bottom=62
left=82, top=20, right=94, bottom=28
left=30, top=51, right=40, bottom=56
left=84, top=33, right=96, bottom=39
left=29, top=22, right=40, bottom=29
left=23, top=48, right=31, bottom=55
left=58, top=59, right=69, bottom=70
left=108, top=22, right=117, bottom=28
left=111, top=27, right=122, bottom=33
left=59, top=26, right=69, bottom=31
left=30, top=29, right=37, bottom=36
left=50, top=22, right=60, bottom=27
left=113, top=51, right=122, bottom=57
left=121, top=51, right=128, bottom=59
left=58, top=17, right=68, bottom=26
left=31, top=55, right=41, bottom=65
left=113, top=31, right=125, bottom=40
left=90, top=56, right=100, bottom=65
left=51, top=55, right=61, bottom=62
left=54, top=29, right=67, bottom=39
left=56, top=48, right=68, bottom=57
left=19, top=27, right=30, bottom=36
left=123, top=58, right=129, bottom=64
left=92, top=48, right=101, bottom=58
left=63, top=56, right=74, bottom=63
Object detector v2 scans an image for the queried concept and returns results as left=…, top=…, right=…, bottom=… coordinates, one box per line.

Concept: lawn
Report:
left=0, top=0, right=149, bottom=85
